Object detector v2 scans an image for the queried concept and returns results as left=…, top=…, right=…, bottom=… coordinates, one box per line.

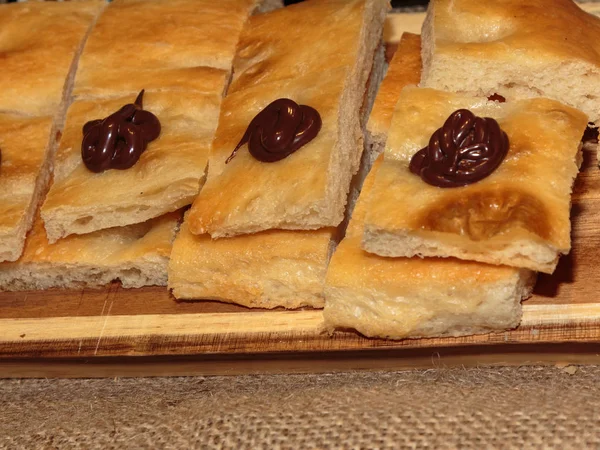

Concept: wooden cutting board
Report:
left=2, top=11, right=600, bottom=378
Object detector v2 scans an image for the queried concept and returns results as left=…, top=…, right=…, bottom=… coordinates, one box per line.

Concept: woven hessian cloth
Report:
left=2, top=366, right=600, bottom=448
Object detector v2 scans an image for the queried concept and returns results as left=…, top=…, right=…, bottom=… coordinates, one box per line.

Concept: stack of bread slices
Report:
left=1, top=0, right=598, bottom=341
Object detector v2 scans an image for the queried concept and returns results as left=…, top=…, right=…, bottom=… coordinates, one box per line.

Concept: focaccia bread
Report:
left=187, top=0, right=388, bottom=238
left=0, top=0, right=105, bottom=116
left=73, top=0, right=262, bottom=100
left=421, top=0, right=600, bottom=123
left=324, top=158, right=535, bottom=340
left=366, top=32, right=421, bottom=160
left=228, top=0, right=388, bottom=94
left=168, top=219, right=334, bottom=309
left=41, top=90, right=221, bottom=242
left=362, top=87, right=588, bottom=274
left=0, top=212, right=180, bottom=291
left=0, top=114, right=54, bottom=262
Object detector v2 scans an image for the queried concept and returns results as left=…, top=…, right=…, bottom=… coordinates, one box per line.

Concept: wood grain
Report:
left=1, top=11, right=600, bottom=377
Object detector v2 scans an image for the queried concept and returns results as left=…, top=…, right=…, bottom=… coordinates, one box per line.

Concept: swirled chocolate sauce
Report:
left=409, top=109, right=509, bottom=188
left=226, top=98, right=321, bottom=164
left=81, top=90, right=161, bottom=173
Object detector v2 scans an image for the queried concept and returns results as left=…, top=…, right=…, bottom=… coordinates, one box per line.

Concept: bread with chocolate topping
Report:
left=0, top=212, right=180, bottom=291
left=361, top=87, right=588, bottom=274
left=41, top=91, right=221, bottom=242
left=40, top=0, right=261, bottom=242
left=168, top=32, right=386, bottom=309
left=421, top=0, right=600, bottom=123
left=187, top=0, right=389, bottom=238
left=324, top=157, right=536, bottom=340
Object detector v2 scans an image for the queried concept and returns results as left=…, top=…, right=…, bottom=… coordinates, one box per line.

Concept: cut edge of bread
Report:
left=362, top=226, right=561, bottom=274
left=323, top=268, right=536, bottom=340
left=323, top=0, right=389, bottom=231
left=168, top=236, right=330, bottom=310
left=0, top=258, right=169, bottom=291
left=42, top=177, right=202, bottom=243
left=253, top=0, right=284, bottom=14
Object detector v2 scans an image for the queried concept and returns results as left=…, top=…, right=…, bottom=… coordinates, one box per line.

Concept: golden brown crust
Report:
left=229, top=0, right=374, bottom=93
left=0, top=1, right=105, bottom=116
left=0, top=114, right=54, bottom=261
left=362, top=87, right=587, bottom=273
left=168, top=219, right=333, bottom=309
left=421, top=0, right=600, bottom=122
left=41, top=90, right=222, bottom=242
left=427, top=0, right=600, bottom=65
left=367, top=32, right=422, bottom=140
left=73, top=0, right=257, bottom=99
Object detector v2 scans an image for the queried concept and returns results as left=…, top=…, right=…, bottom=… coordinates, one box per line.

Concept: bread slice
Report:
left=0, top=212, right=180, bottom=291
left=72, top=0, right=262, bottom=100
left=41, top=90, right=222, bottom=243
left=0, top=115, right=54, bottom=262
left=324, top=157, right=536, bottom=340
left=366, top=32, right=421, bottom=161
left=0, top=1, right=104, bottom=262
left=361, top=87, right=588, bottom=274
left=187, top=0, right=389, bottom=238
left=168, top=42, right=387, bottom=309
left=0, top=1, right=105, bottom=117
left=421, top=0, right=600, bottom=124
left=168, top=219, right=334, bottom=309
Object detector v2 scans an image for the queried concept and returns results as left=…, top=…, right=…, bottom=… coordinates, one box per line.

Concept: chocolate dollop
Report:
left=226, top=98, right=321, bottom=164
left=81, top=90, right=161, bottom=173
left=409, top=109, right=509, bottom=188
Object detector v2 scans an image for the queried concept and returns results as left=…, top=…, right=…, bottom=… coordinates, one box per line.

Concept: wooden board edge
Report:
left=2, top=342, right=600, bottom=378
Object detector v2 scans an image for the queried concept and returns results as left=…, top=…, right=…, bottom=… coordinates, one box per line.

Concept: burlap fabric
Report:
left=2, top=366, right=600, bottom=449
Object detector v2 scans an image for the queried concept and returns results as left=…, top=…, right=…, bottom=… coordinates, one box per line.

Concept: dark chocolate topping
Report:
left=81, top=90, right=161, bottom=173
left=487, top=93, right=506, bottom=103
left=226, top=98, right=321, bottom=164
left=409, top=109, right=509, bottom=188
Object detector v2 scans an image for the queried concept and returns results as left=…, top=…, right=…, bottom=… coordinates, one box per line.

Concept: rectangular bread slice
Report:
left=361, top=87, right=588, bottom=274
left=0, top=212, right=180, bottom=291
left=72, top=0, right=262, bottom=100
left=187, top=0, right=389, bottom=238
left=0, top=1, right=104, bottom=261
left=41, top=90, right=221, bottom=243
left=0, top=115, right=54, bottom=262
left=324, top=157, right=535, bottom=340
left=366, top=32, right=421, bottom=160
left=168, top=219, right=334, bottom=309
left=421, top=0, right=600, bottom=123
left=0, top=1, right=105, bottom=116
